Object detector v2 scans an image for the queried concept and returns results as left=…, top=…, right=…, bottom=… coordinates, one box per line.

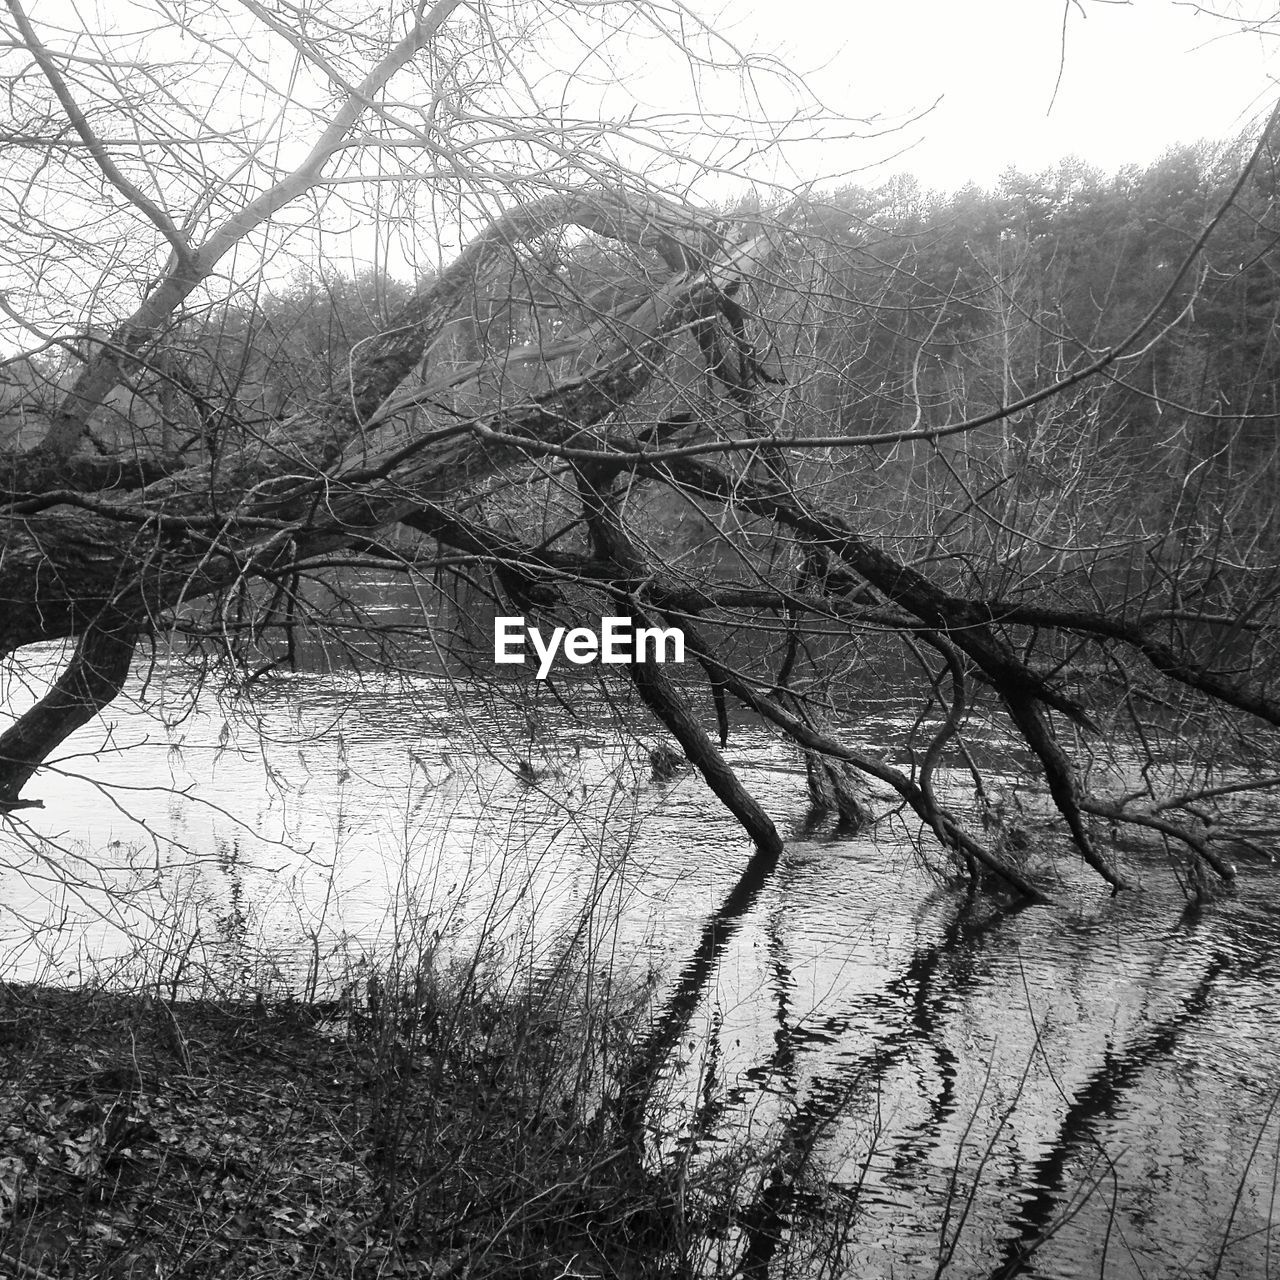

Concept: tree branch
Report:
left=0, top=623, right=137, bottom=806
left=27, top=0, right=465, bottom=460
left=4, top=0, right=193, bottom=268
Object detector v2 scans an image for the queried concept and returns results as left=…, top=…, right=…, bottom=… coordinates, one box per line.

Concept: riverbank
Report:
left=0, top=979, right=699, bottom=1279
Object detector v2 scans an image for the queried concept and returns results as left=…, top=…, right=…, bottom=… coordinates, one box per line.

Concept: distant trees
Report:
left=3, top=0, right=1280, bottom=901
left=789, top=141, right=1280, bottom=562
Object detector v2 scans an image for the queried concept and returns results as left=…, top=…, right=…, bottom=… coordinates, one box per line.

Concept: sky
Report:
left=709, top=0, right=1280, bottom=193
left=4, top=0, right=1280, bottom=355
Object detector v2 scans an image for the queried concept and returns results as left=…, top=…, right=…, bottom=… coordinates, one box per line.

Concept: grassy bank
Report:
left=0, top=973, right=709, bottom=1280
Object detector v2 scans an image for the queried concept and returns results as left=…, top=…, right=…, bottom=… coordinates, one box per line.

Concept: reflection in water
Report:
left=1, top=655, right=1278, bottom=1276
left=991, top=951, right=1230, bottom=1279
left=622, top=837, right=781, bottom=1141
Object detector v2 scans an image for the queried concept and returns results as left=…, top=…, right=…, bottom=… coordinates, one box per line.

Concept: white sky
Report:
left=720, top=0, right=1280, bottom=192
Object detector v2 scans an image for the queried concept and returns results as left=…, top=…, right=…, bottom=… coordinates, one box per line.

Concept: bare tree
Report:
left=2, top=0, right=1279, bottom=905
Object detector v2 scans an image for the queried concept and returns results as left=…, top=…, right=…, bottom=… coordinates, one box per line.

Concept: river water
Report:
left=1, top=640, right=1278, bottom=1278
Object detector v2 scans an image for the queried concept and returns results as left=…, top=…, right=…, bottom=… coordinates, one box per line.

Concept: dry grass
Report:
left=0, top=973, right=701, bottom=1280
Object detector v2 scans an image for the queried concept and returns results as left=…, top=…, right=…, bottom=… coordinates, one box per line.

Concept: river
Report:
left=1, top=640, right=1278, bottom=1278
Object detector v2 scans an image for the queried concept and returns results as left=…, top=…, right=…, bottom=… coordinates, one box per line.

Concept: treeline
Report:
left=16, top=138, right=1275, bottom=609
left=740, top=139, right=1280, bottom=609
left=800, top=139, right=1280, bottom=421
left=166, top=141, right=1280, bottom=617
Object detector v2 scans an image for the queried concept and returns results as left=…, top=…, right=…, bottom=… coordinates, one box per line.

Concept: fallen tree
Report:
left=3, top=0, right=1280, bottom=901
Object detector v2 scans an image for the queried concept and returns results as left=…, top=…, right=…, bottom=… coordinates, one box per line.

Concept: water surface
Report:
left=1, top=646, right=1276, bottom=1278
